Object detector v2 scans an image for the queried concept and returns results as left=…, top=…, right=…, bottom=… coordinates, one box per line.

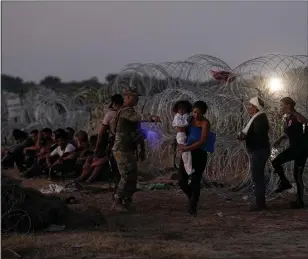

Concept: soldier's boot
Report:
left=110, top=198, right=128, bottom=212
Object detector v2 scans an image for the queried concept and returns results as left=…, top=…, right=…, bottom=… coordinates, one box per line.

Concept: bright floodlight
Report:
left=269, top=77, right=282, bottom=92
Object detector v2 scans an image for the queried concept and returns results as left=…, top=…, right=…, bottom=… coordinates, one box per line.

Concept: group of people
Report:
left=172, top=96, right=308, bottom=215
left=1, top=87, right=160, bottom=212
left=2, top=87, right=308, bottom=215
left=1, top=126, right=110, bottom=183
left=238, top=96, right=308, bottom=210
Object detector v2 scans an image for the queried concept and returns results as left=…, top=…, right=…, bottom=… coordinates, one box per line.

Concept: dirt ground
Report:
left=2, top=169, right=308, bottom=259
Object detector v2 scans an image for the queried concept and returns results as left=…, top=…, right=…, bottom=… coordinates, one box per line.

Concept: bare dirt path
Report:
left=2, top=170, right=308, bottom=259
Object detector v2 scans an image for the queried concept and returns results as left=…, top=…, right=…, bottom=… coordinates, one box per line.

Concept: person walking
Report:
left=272, top=97, right=308, bottom=209
left=178, top=101, right=210, bottom=217
left=237, top=97, right=270, bottom=211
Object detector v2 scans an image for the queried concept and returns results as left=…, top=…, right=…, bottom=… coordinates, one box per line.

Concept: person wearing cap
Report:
left=271, top=97, right=308, bottom=209
left=237, top=97, right=270, bottom=211
left=111, top=87, right=160, bottom=212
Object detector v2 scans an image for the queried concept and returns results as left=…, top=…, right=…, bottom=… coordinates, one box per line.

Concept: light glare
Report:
left=269, top=77, right=282, bottom=92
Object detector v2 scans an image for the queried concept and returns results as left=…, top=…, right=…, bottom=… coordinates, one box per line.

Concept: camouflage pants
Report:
left=112, top=151, right=138, bottom=200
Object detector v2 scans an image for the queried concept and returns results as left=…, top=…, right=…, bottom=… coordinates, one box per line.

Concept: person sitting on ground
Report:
left=23, top=129, right=39, bottom=154
left=75, top=135, right=109, bottom=184
left=66, top=127, right=77, bottom=147
left=21, top=128, right=56, bottom=178
left=39, top=128, right=53, bottom=146
left=47, top=130, right=76, bottom=179
left=33, top=128, right=57, bottom=163
left=20, top=129, right=41, bottom=174
left=50, top=128, right=66, bottom=150
left=34, top=128, right=60, bottom=163
left=2, top=129, right=34, bottom=172
left=37, top=128, right=55, bottom=156
left=69, top=130, right=92, bottom=176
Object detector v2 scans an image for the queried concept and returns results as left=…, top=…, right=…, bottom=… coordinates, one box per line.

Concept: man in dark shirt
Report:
left=238, top=97, right=270, bottom=211
left=2, top=129, right=34, bottom=171
left=272, top=97, right=308, bottom=209
left=245, top=113, right=270, bottom=151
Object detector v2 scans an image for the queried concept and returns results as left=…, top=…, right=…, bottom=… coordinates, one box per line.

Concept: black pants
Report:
left=49, top=159, right=76, bottom=179
left=2, top=151, right=25, bottom=172
left=248, top=147, right=270, bottom=207
left=272, top=146, right=308, bottom=203
left=26, top=157, right=48, bottom=177
left=23, top=150, right=37, bottom=170
left=178, top=149, right=208, bottom=212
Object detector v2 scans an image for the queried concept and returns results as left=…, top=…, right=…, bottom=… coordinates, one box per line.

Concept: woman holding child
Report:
left=174, top=100, right=210, bottom=217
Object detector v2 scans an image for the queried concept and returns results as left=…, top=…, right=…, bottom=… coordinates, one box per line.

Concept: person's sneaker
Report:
left=274, top=180, right=292, bottom=193
left=290, top=201, right=305, bottom=209
left=249, top=205, right=268, bottom=212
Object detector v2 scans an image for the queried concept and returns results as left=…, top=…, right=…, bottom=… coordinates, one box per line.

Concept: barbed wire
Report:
left=108, top=54, right=308, bottom=196
left=1, top=54, right=308, bottom=205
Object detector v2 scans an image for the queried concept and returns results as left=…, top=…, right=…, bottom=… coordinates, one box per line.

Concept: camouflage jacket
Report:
left=112, top=106, right=152, bottom=152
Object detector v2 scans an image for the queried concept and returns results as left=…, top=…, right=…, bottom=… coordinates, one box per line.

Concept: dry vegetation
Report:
left=2, top=168, right=308, bottom=259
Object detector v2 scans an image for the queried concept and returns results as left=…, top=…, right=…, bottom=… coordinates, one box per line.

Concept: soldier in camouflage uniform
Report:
left=111, top=87, right=159, bottom=212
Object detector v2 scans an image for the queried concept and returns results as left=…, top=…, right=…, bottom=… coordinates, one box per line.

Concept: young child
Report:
left=172, top=100, right=194, bottom=179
